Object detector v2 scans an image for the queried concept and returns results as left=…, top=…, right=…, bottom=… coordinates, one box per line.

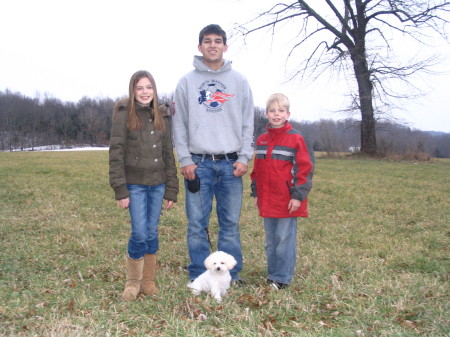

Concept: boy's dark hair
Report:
left=199, top=24, right=227, bottom=45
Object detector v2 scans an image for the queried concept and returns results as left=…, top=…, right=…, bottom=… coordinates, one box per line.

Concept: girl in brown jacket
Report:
left=109, top=70, right=178, bottom=301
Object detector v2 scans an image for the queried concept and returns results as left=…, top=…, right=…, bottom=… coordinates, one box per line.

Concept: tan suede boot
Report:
left=121, top=257, right=144, bottom=301
left=141, top=254, right=159, bottom=296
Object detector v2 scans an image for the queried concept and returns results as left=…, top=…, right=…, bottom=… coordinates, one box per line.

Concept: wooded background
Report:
left=1, top=90, right=449, bottom=158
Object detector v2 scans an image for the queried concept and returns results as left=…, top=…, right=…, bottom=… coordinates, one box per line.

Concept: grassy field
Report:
left=0, top=151, right=449, bottom=336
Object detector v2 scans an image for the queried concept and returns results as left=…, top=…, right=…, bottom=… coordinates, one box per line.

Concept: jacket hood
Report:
left=159, top=103, right=172, bottom=117
left=193, top=55, right=232, bottom=73
left=113, top=97, right=128, bottom=114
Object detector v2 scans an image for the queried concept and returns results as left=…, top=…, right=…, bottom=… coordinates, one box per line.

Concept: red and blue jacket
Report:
left=250, top=121, right=314, bottom=218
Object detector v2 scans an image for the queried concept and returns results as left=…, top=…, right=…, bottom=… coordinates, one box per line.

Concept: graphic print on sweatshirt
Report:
left=197, top=80, right=234, bottom=113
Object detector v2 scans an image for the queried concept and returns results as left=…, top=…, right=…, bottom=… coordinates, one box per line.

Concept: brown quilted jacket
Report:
left=109, top=99, right=178, bottom=201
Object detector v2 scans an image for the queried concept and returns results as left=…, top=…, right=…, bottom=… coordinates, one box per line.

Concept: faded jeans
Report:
left=127, top=183, right=165, bottom=260
left=264, top=217, right=298, bottom=284
left=185, top=154, right=243, bottom=281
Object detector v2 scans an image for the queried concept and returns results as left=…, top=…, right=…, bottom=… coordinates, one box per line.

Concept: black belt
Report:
left=192, top=152, right=238, bottom=161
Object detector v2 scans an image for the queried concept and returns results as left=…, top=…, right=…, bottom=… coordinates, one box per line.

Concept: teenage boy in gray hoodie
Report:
left=173, top=24, right=254, bottom=285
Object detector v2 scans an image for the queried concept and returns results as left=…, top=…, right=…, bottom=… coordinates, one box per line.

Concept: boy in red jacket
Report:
left=250, top=93, right=314, bottom=290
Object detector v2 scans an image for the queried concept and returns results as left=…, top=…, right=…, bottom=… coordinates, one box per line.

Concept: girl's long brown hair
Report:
left=127, top=70, right=165, bottom=131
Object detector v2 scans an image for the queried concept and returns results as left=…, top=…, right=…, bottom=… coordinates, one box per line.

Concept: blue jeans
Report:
left=264, top=217, right=298, bottom=284
left=185, top=154, right=243, bottom=280
left=127, top=183, right=165, bottom=260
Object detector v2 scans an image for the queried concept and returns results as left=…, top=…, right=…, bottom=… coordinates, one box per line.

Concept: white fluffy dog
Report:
left=188, top=251, right=237, bottom=302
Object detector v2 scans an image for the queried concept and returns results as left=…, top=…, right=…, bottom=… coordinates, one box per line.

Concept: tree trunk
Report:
left=351, top=47, right=377, bottom=155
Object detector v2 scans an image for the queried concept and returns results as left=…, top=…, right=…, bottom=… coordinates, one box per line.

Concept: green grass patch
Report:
left=1, top=151, right=449, bottom=336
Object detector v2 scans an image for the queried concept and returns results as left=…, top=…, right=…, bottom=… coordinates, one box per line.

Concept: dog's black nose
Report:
left=216, top=267, right=221, bottom=271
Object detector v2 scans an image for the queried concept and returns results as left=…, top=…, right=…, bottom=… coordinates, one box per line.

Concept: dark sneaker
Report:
left=267, top=279, right=288, bottom=290
left=232, top=279, right=245, bottom=287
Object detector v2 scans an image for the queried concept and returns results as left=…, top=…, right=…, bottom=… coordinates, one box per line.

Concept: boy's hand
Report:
left=181, top=164, right=197, bottom=180
left=254, top=197, right=259, bottom=210
left=233, top=162, right=248, bottom=177
left=288, top=199, right=301, bottom=214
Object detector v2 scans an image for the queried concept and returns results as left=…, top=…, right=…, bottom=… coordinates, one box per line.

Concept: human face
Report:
left=134, top=77, right=154, bottom=106
left=198, top=33, right=228, bottom=70
left=266, top=102, right=290, bottom=128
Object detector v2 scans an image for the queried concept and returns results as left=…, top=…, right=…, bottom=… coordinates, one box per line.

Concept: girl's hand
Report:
left=117, top=197, right=130, bottom=209
left=163, top=200, right=174, bottom=210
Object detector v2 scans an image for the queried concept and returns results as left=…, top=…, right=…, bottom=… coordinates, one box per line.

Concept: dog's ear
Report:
left=204, top=254, right=214, bottom=270
left=224, top=253, right=237, bottom=270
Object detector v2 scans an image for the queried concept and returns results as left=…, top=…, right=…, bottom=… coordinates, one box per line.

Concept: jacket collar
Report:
left=136, top=103, right=153, bottom=119
left=266, top=121, right=292, bottom=135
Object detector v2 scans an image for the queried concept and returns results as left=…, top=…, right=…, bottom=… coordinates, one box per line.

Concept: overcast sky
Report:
left=1, top=0, right=449, bottom=132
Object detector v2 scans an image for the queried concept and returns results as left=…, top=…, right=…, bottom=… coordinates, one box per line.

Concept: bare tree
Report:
left=236, top=0, right=450, bottom=154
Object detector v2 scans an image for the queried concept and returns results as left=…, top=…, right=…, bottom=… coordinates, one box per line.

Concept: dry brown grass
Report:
left=1, top=151, right=449, bottom=336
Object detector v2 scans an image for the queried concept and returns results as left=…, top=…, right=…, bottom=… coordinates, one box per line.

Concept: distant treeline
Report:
left=1, top=90, right=449, bottom=158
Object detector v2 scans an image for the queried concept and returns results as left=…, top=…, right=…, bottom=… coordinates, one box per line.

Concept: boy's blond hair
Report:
left=266, top=93, right=290, bottom=112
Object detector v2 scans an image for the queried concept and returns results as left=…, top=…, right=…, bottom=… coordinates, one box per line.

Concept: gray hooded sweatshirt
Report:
left=173, top=55, right=254, bottom=167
